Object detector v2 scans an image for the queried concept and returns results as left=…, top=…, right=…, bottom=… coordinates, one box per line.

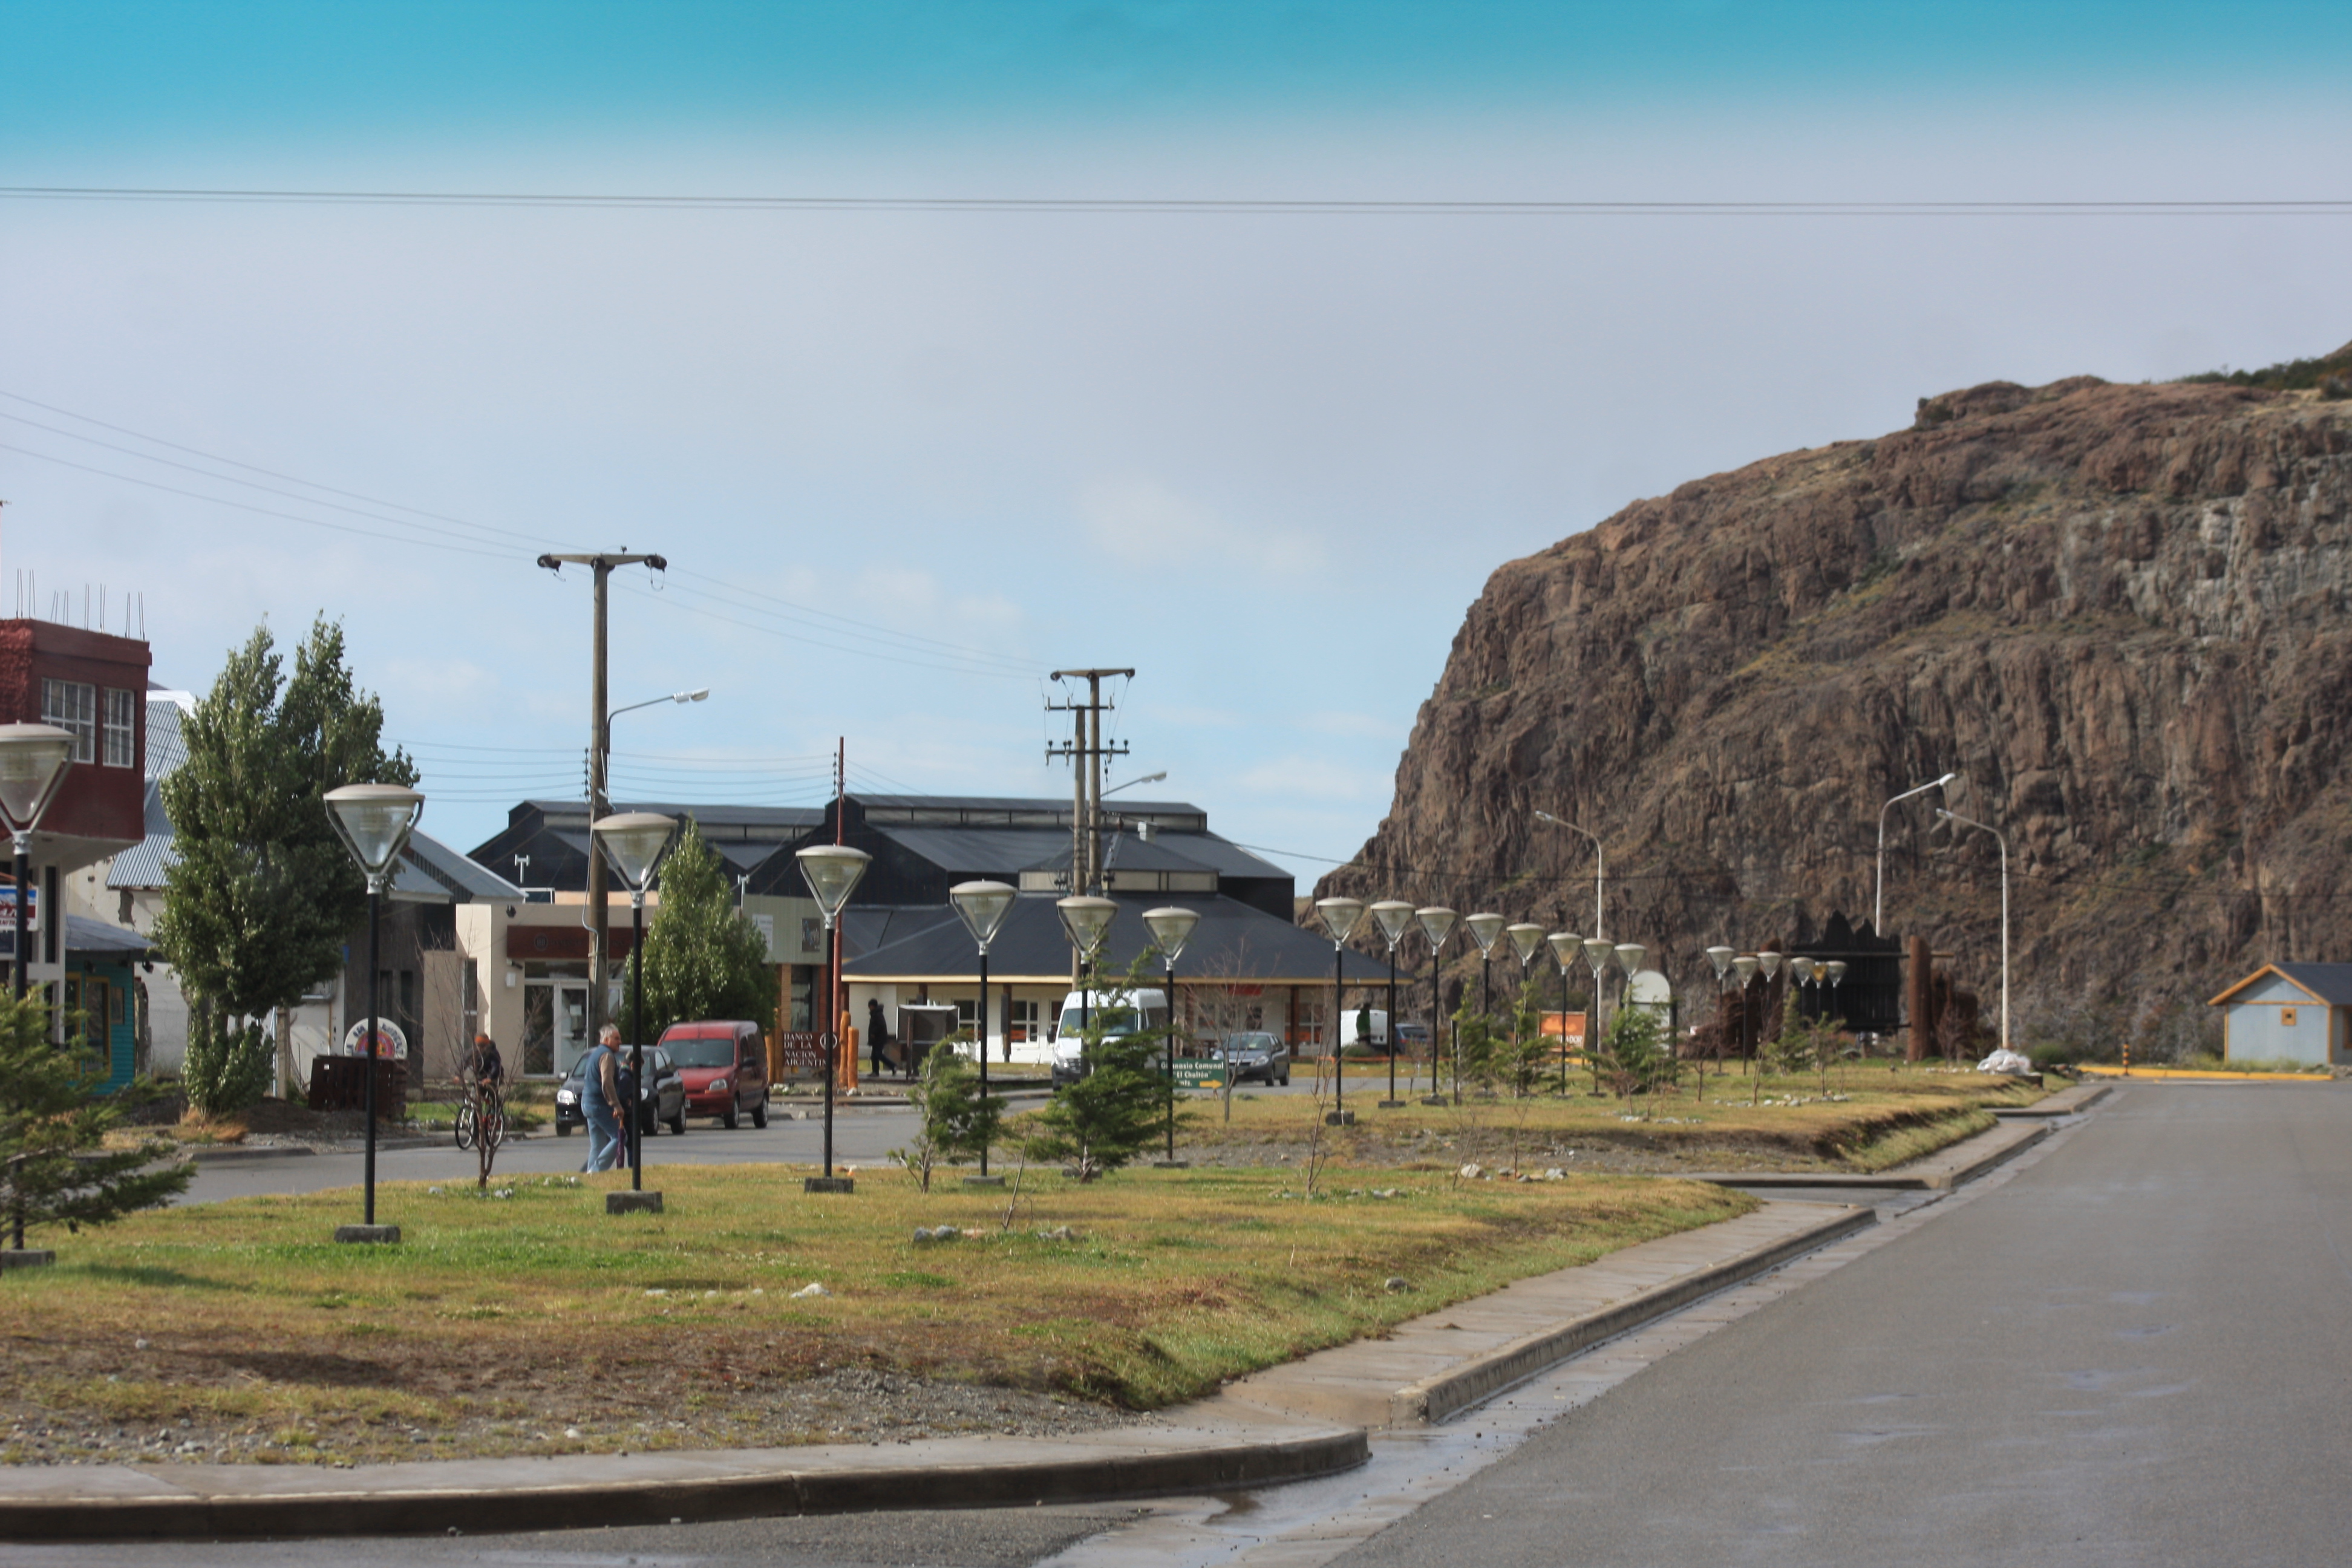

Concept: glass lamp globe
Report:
left=1613, top=942, right=1647, bottom=975
left=0, top=724, right=76, bottom=832
left=1757, top=950, right=1784, bottom=981
left=1416, top=906, right=1459, bottom=950
left=1789, top=955, right=1818, bottom=985
left=593, top=812, right=677, bottom=891
left=1824, top=960, right=1849, bottom=985
left=1369, top=900, right=1418, bottom=950
left=1732, top=955, right=1760, bottom=985
left=1547, top=930, right=1583, bottom=969
left=796, top=843, right=872, bottom=920
left=1463, top=912, right=1507, bottom=956
left=1056, top=895, right=1119, bottom=959
left=324, top=783, right=426, bottom=876
left=1142, top=904, right=1201, bottom=966
left=1581, top=936, right=1613, bottom=973
left=1506, top=923, right=1546, bottom=967
left=950, top=880, right=1019, bottom=950
left=1705, top=945, right=1736, bottom=978
left=1315, top=895, right=1367, bottom=946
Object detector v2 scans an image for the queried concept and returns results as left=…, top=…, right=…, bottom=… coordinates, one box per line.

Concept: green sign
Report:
left=1171, top=1060, right=1228, bottom=1090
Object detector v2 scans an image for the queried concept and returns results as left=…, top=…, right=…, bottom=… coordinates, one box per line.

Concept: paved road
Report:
left=1321, top=1082, right=2352, bottom=1567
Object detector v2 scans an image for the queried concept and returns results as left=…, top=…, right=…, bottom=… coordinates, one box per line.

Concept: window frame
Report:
left=41, top=679, right=96, bottom=763
left=102, top=688, right=136, bottom=768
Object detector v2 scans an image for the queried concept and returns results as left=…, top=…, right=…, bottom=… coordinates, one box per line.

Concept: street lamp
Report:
left=1056, top=893, right=1119, bottom=1062
left=1937, top=808, right=2011, bottom=1054
left=1877, top=773, right=1958, bottom=935
left=1705, top=946, right=1735, bottom=1076
left=1314, top=896, right=1366, bottom=1123
left=1532, top=811, right=1604, bottom=939
left=1824, top=959, right=1849, bottom=1027
left=0, top=724, right=74, bottom=999
left=1141, top=904, right=1200, bottom=1161
left=1416, top=906, right=1457, bottom=1103
left=1506, top=923, right=1545, bottom=1088
left=1546, top=930, right=1583, bottom=1094
left=950, top=880, right=1018, bottom=1177
left=1369, top=901, right=1418, bottom=1108
left=796, top=842, right=871, bottom=1191
left=323, top=783, right=425, bottom=1243
left=1581, top=936, right=1615, bottom=1057
left=1732, top=955, right=1760, bottom=1094
left=594, top=811, right=676, bottom=1207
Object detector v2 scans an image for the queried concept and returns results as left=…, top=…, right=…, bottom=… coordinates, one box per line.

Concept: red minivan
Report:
left=656, top=1020, right=769, bottom=1129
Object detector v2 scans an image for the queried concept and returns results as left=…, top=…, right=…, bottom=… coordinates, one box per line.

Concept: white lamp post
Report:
left=1547, top=930, right=1583, bottom=1094
left=0, top=724, right=74, bottom=999
left=1370, top=901, right=1417, bottom=1108
left=797, top=842, right=871, bottom=1189
left=1877, top=773, right=1958, bottom=935
left=324, top=783, right=425, bottom=1242
left=1142, top=904, right=1200, bottom=1160
left=1315, top=896, right=1367, bottom=1122
left=1416, top=906, right=1458, bottom=1103
left=950, top=880, right=1018, bottom=1176
left=1937, top=808, right=2010, bottom=1053
left=593, top=811, right=676, bottom=1203
left=1532, top=810, right=1604, bottom=938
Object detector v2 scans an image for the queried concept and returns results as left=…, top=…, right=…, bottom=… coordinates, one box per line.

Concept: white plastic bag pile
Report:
left=1976, top=1048, right=2033, bottom=1076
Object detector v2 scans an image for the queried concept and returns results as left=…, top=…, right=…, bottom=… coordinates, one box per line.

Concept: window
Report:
left=1008, top=998, right=1042, bottom=1042
left=2281, top=1007, right=2298, bottom=1027
left=103, top=688, right=136, bottom=768
left=956, top=996, right=981, bottom=1034
left=41, top=679, right=95, bottom=763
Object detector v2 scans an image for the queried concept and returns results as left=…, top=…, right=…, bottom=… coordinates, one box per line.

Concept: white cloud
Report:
left=1079, top=477, right=1325, bottom=575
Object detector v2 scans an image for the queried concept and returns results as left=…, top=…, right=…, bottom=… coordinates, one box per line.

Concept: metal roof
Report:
left=842, top=893, right=1389, bottom=986
left=2210, top=962, right=2352, bottom=1007
left=67, top=913, right=153, bottom=961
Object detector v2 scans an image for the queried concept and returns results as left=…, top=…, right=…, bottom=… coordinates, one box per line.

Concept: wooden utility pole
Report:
left=1045, top=669, right=1132, bottom=898
left=537, top=549, right=667, bottom=1047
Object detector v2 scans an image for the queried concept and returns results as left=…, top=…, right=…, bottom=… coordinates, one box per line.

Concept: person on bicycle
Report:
left=464, top=1032, right=505, bottom=1093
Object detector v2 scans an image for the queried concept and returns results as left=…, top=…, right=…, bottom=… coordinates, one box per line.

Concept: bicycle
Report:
left=453, top=1079, right=507, bottom=1153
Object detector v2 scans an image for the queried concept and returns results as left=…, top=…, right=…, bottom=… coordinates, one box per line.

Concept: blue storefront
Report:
left=64, top=915, right=149, bottom=1094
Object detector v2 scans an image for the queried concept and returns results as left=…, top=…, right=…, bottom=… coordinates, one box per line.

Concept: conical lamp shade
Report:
left=324, top=783, right=425, bottom=875
left=1506, top=923, right=1546, bottom=966
left=951, top=880, right=1019, bottom=949
left=1315, top=895, right=1366, bottom=946
left=1824, top=960, right=1849, bottom=984
left=593, top=812, right=677, bottom=890
left=1757, top=950, right=1783, bottom=980
left=1057, top=895, right=1119, bottom=959
left=795, top=843, right=872, bottom=919
left=1789, top=956, right=1817, bottom=984
left=0, top=725, right=75, bottom=832
left=1705, top=945, right=1736, bottom=978
left=1547, top=930, right=1583, bottom=969
left=1613, top=942, right=1646, bottom=975
left=1463, top=912, right=1506, bottom=955
left=1369, top=900, right=1417, bottom=949
left=1732, top=955, right=1760, bottom=984
left=1581, top=936, right=1613, bottom=972
left=1416, top=906, right=1458, bottom=949
left=1142, top=904, right=1201, bottom=965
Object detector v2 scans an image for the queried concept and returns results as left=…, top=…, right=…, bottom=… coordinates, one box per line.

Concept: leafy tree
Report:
left=1448, top=993, right=1497, bottom=1097
left=1599, top=1004, right=1671, bottom=1101
left=0, top=993, right=190, bottom=1244
left=1023, top=960, right=1174, bottom=1180
left=154, top=619, right=415, bottom=1116
left=619, top=819, right=776, bottom=1041
left=1500, top=981, right=1552, bottom=1097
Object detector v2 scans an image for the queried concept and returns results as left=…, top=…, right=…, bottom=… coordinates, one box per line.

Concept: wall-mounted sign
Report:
left=343, top=1018, right=409, bottom=1057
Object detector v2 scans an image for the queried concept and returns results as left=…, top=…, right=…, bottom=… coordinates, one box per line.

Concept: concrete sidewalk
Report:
left=0, top=1117, right=2071, bottom=1543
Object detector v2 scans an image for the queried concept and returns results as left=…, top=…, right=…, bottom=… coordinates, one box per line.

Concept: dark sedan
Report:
left=1217, top=1031, right=1291, bottom=1086
left=554, top=1045, right=687, bottom=1137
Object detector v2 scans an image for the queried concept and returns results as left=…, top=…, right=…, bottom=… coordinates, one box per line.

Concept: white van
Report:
left=1338, top=1008, right=1389, bottom=1048
left=1050, top=986, right=1168, bottom=1086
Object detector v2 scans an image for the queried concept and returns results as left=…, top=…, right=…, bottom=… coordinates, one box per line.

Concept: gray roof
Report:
left=843, top=893, right=1389, bottom=985
left=67, top=914, right=153, bottom=962
left=391, top=830, right=526, bottom=903
left=2272, top=964, right=2352, bottom=1005
left=145, top=693, right=192, bottom=780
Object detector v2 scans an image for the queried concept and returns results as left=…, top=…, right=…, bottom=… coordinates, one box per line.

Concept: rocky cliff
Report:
left=1324, top=352, right=2352, bottom=1056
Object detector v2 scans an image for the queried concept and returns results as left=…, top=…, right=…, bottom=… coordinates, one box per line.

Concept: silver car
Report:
left=1217, top=1031, right=1290, bottom=1086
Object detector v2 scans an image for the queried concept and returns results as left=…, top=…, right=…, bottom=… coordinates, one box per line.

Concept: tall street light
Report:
left=1532, top=810, right=1604, bottom=938
left=1824, top=959, right=1849, bottom=1027
left=1056, top=895, right=1119, bottom=1068
left=1547, top=930, right=1583, bottom=1094
left=1369, top=901, right=1417, bottom=1109
left=796, top=843, right=871, bottom=1192
left=1937, top=808, right=2011, bottom=1054
left=1877, top=773, right=1958, bottom=935
left=1506, top=923, right=1546, bottom=1086
left=324, top=783, right=425, bottom=1244
left=1732, top=955, right=1760, bottom=1094
left=1463, top=913, right=1506, bottom=1096
left=1581, top=936, right=1615, bottom=1060
left=951, top=881, right=1018, bottom=1177
left=1415, top=906, right=1457, bottom=1105
left=1314, top=897, right=1366, bottom=1124
left=1142, top=904, right=1200, bottom=1161
left=594, top=811, right=676, bottom=1209
left=1755, top=950, right=1784, bottom=1103
left=0, top=725, right=74, bottom=999
left=1705, top=946, right=1736, bottom=1077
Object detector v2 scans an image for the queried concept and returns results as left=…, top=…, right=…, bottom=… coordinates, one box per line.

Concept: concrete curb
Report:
left=0, top=1425, right=1367, bottom=1544
left=1391, top=1204, right=1876, bottom=1425
left=188, top=1136, right=449, bottom=1165
left=1992, top=1081, right=2112, bottom=1119
left=1686, top=1116, right=2053, bottom=1192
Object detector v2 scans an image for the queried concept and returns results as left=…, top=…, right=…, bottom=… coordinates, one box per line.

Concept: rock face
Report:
left=1322, top=369, right=2352, bottom=1052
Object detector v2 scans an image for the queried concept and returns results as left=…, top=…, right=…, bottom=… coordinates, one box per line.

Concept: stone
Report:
left=332, top=1225, right=399, bottom=1245
left=605, top=1191, right=663, bottom=1215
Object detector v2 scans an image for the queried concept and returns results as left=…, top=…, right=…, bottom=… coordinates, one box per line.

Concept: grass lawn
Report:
left=0, top=1160, right=1749, bottom=1466
left=1166, top=1062, right=2047, bottom=1174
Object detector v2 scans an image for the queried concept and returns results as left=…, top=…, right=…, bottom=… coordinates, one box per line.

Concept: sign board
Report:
left=1541, top=1011, right=1588, bottom=1050
left=773, top=1030, right=831, bottom=1072
left=751, top=913, right=776, bottom=960
left=342, top=1018, right=408, bottom=1057
left=1627, top=969, right=1674, bottom=1013
left=1172, top=1059, right=1227, bottom=1090
left=0, top=889, right=40, bottom=933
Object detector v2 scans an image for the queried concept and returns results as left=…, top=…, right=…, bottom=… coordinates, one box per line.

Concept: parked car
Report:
left=1217, top=1030, right=1291, bottom=1086
left=658, top=1019, right=769, bottom=1129
left=553, top=1045, right=685, bottom=1137
left=1396, top=1022, right=1431, bottom=1054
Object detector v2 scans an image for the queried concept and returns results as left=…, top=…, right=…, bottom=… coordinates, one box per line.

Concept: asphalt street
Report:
left=1323, top=1082, right=2352, bottom=1567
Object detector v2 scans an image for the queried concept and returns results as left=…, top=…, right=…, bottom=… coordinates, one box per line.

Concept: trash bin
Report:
left=895, top=1002, right=960, bottom=1078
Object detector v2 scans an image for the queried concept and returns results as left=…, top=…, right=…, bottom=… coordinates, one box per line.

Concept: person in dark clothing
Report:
left=867, top=998, right=892, bottom=1076
left=463, top=1032, right=504, bottom=1091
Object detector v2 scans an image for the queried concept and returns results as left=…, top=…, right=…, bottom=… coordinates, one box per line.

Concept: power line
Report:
left=3, top=186, right=2348, bottom=217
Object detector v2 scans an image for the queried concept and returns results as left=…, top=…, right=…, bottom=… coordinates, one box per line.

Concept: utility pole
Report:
left=537, top=549, right=667, bottom=1047
left=1045, top=670, right=1132, bottom=898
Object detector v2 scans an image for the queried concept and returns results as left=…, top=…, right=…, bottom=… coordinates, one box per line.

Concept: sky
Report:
left=3, top=2, right=2347, bottom=884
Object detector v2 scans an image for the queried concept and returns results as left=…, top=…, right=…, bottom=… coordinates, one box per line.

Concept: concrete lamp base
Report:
left=1377, top=1099, right=1407, bottom=1109
left=606, top=1192, right=664, bottom=1216
left=1422, top=1096, right=1451, bottom=1106
left=959, top=1175, right=1007, bottom=1188
left=1148, top=1159, right=1190, bottom=1170
left=1324, top=1110, right=1356, bottom=1127
left=333, top=1226, right=400, bottom=1246
left=803, top=1177, right=856, bottom=1194
left=0, top=1249, right=56, bottom=1272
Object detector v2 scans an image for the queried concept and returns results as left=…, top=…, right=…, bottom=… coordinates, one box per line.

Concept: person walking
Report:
left=581, top=1025, right=626, bottom=1174
left=866, top=998, right=893, bottom=1077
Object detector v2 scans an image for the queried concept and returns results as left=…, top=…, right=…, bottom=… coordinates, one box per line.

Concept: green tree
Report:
left=1448, top=993, right=1497, bottom=1096
left=620, top=819, right=776, bottom=1042
left=1599, top=1004, right=1670, bottom=1101
left=1023, top=961, right=1174, bottom=1180
left=154, top=619, right=415, bottom=1117
left=891, top=1043, right=1004, bottom=1191
left=0, top=993, right=191, bottom=1244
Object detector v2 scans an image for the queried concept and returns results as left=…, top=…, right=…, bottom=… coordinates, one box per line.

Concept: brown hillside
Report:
left=1321, top=369, right=2352, bottom=1054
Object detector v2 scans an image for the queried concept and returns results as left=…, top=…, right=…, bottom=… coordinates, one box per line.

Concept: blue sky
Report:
left=3, top=3, right=2347, bottom=883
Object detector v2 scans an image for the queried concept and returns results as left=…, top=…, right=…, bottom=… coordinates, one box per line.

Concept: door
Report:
left=522, top=980, right=592, bottom=1076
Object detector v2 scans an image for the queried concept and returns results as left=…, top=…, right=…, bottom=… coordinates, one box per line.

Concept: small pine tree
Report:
left=1600, top=1005, right=1670, bottom=1100
left=1448, top=994, right=1496, bottom=1096
left=622, top=820, right=777, bottom=1041
left=0, top=993, right=191, bottom=1244
left=1024, top=965, right=1172, bottom=1181
left=893, top=1040, right=1004, bottom=1190
left=181, top=1013, right=275, bottom=1122
left=1501, top=982, right=1551, bottom=1097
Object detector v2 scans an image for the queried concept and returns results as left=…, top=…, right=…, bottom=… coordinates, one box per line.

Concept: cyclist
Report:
left=463, top=1032, right=505, bottom=1094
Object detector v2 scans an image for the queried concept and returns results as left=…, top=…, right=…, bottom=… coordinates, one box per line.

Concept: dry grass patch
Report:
left=0, top=1161, right=1749, bottom=1465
